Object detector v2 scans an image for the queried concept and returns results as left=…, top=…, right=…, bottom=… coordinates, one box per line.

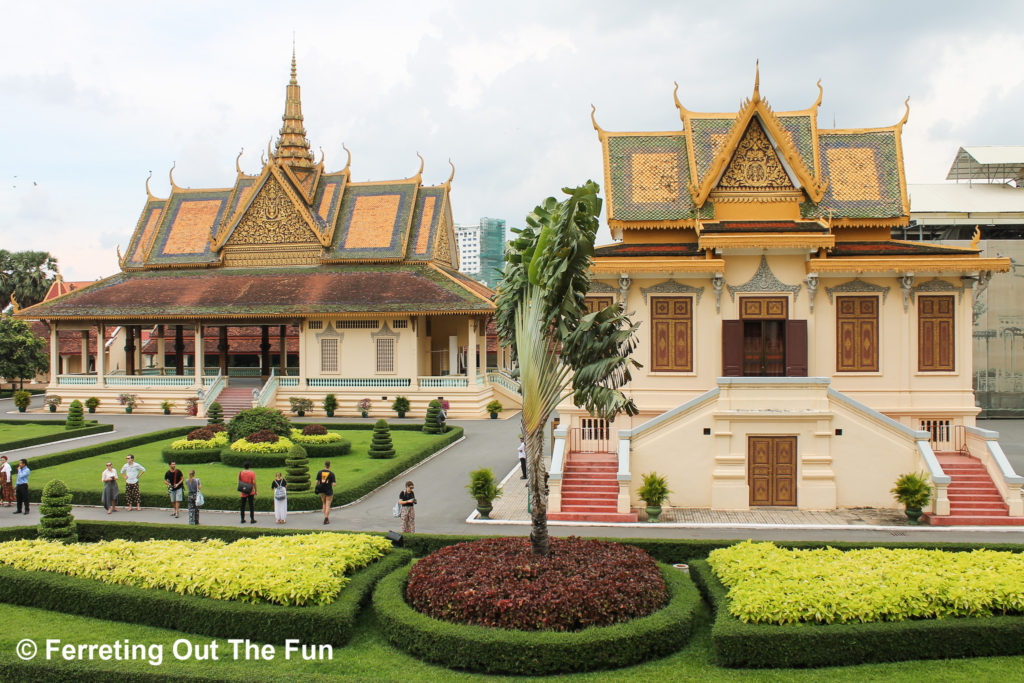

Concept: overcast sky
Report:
left=2, top=1, right=1024, bottom=281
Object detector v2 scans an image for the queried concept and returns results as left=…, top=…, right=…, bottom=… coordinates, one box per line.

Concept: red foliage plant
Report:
left=186, top=428, right=214, bottom=441
left=245, top=429, right=280, bottom=444
left=406, top=537, right=668, bottom=631
left=206, top=424, right=227, bottom=434
left=302, top=424, right=328, bottom=436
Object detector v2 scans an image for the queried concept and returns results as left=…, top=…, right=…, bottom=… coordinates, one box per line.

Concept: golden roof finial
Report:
left=168, top=162, right=180, bottom=191
left=116, top=244, right=124, bottom=268
left=235, top=148, right=245, bottom=175
left=317, top=146, right=325, bottom=167
left=145, top=170, right=154, bottom=200
left=445, top=158, right=455, bottom=187
left=9, top=293, right=19, bottom=313
left=274, top=45, right=314, bottom=167
left=590, top=104, right=604, bottom=132
left=813, top=79, right=823, bottom=109
left=752, top=59, right=760, bottom=102
left=414, top=151, right=424, bottom=178
left=898, top=96, right=910, bottom=128
left=971, top=225, right=981, bottom=250
left=341, top=143, right=351, bottom=173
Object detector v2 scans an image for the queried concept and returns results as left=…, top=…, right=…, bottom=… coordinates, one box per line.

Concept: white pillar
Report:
left=297, top=323, right=307, bottom=387
left=49, top=322, right=59, bottom=385
left=157, top=325, right=166, bottom=373
left=194, top=324, right=203, bottom=387
left=467, top=318, right=478, bottom=384
left=96, top=323, right=106, bottom=386
left=80, top=330, right=89, bottom=374
left=448, top=335, right=458, bottom=375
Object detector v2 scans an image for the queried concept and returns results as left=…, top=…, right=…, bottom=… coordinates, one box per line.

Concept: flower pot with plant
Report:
left=45, top=395, right=62, bottom=413
left=85, top=397, right=100, bottom=414
left=323, top=393, right=337, bottom=418
left=357, top=398, right=371, bottom=418
left=638, top=471, right=671, bottom=522
left=118, top=393, right=138, bottom=414
left=13, top=390, right=31, bottom=413
left=485, top=400, right=503, bottom=419
left=466, top=467, right=502, bottom=519
left=289, top=397, right=313, bottom=417
left=891, top=472, right=933, bottom=524
left=160, top=400, right=175, bottom=416
left=392, top=395, right=410, bottom=418
left=185, top=398, right=199, bottom=416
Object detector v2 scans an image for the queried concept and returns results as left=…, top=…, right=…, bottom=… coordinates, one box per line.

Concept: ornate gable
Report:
left=219, top=174, right=323, bottom=266
left=717, top=118, right=795, bottom=192
left=281, top=162, right=323, bottom=204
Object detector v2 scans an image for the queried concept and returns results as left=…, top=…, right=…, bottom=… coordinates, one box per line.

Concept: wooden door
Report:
left=748, top=436, right=797, bottom=506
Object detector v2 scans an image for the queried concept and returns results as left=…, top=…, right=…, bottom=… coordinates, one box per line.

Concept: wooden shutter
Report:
left=836, top=296, right=878, bottom=372
left=785, top=319, right=807, bottom=376
left=919, top=295, right=955, bottom=371
left=584, top=296, right=614, bottom=315
left=651, top=297, right=692, bottom=371
left=722, top=320, right=743, bottom=376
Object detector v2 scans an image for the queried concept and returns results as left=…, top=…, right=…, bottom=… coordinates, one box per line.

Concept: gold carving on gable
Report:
left=435, top=223, right=452, bottom=265
left=229, top=175, right=318, bottom=246
left=718, top=118, right=794, bottom=191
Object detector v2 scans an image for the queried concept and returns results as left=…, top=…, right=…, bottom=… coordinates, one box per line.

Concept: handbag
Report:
left=274, top=484, right=286, bottom=500
left=238, top=480, right=254, bottom=495
left=195, top=491, right=205, bottom=507
left=393, top=501, right=401, bottom=518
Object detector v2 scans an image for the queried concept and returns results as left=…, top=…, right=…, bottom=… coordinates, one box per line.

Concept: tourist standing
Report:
left=0, top=455, right=14, bottom=507
left=14, top=459, right=30, bottom=515
left=398, top=480, right=417, bottom=533
left=164, top=461, right=184, bottom=518
left=517, top=436, right=527, bottom=479
left=120, top=454, right=146, bottom=511
left=186, top=470, right=202, bottom=525
left=271, top=472, right=287, bottom=524
left=314, top=461, right=336, bottom=525
left=101, top=461, right=119, bottom=513
left=238, top=462, right=257, bottom=524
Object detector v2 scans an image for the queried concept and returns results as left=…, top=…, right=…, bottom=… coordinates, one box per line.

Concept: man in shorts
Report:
left=314, top=461, right=336, bottom=525
left=164, top=460, right=184, bottom=518
left=120, top=454, right=146, bottom=511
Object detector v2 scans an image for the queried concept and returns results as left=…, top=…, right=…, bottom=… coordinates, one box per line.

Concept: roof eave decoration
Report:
left=808, top=256, right=1011, bottom=275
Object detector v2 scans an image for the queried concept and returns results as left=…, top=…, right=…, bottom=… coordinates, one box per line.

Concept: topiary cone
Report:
left=285, top=443, right=311, bottom=491
left=422, top=399, right=443, bottom=434
left=38, top=479, right=77, bottom=544
left=65, top=399, right=85, bottom=430
left=368, top=419, right=395, bottom=459
left=206, top=401, right=224, bottom=425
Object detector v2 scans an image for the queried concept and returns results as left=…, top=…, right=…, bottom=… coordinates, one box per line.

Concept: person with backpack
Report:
left=238, top=462, right=257, bottom=524
left=271, top=471, right=288, bottom=524
left=314, top=461, right=336, bottom=525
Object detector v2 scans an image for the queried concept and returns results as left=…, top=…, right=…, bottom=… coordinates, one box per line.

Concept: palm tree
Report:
left=495, top=181, right=640, bottom=556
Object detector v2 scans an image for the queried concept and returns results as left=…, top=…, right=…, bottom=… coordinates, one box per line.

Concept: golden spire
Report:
left=273, top=45, right=314, bottom=167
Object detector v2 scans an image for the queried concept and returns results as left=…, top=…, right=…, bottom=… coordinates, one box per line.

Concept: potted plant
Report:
left=357, top=398, right=371, bottom=418
left=485, top=400, right=503, bottom=419
left=13, top=390, right=31, bottom=413
left=466, top=467, right=502, bottom=519
left=185, top=398, right=199, bottom=416
left=323, top=393, right=337, bottom=418
left=44, top=395, right=62, bottom=413
left=118, top=393, right=138, bottom=414
left=160, top=400, right=175, bottom=415
left=289, top=397, right=313, bottom=417
left=392, top=395, right=410, bottom=418
left=891, top=472, right=933, bottom=525
left=638, top=471, right=671, bottom=523
left=85, top=397, right=100, bottom=414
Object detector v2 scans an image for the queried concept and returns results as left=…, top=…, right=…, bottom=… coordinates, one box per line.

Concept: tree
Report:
left=206, top=401, right=224, bottom=425
left=422, top=399, right=444, bottom=434
left=495, top=181, right=640, bottom=556
left=0, top=250, right=58, bottom=309
left=38, top=479, right=77, bottom=544
left=65, top=399, right=85, bottom=430
left=0, top=314, right=49, bottom=390
left=368, top=419, right=395, bottom=458
left=285, top=443, right=311, bottom=492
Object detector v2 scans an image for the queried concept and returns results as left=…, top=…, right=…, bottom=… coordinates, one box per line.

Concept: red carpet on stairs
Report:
left=925, top=453, right=1024, bottom=526
left=212, top=387, right=254, bottom=420
left=549, top=452, right=638, bottom=523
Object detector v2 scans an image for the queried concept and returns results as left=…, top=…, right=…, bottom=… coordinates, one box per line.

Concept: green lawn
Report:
left=0, top=423, right=68, bottom=443
left=1, top=601, right=1022, bottom=681
left=33, top=430, right=441, bottom=503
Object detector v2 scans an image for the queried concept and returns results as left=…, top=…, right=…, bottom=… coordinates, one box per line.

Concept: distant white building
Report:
left=455, top=223, right=482, bottom=275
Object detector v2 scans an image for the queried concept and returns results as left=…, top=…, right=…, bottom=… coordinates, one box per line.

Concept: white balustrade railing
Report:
left=102, top=374, right=220, bottom=388
left=255, top=370, right=279, bottom=408
left=279, top=377, right=299, bottom=387
left=202, top=371, right=225, bottom=410
left=486, top=372, right=521, bottom=395
left=56, top=375, right=98, bottom=386
left=308, top=377, right=412, bottom=388
left=418, top=376, right=468, bottom=388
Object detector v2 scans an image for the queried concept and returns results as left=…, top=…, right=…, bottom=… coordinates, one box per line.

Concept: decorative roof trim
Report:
left=831, top=217, right=910, bottom=229
left=588, top=281, right=617, bottom=293
left=640, top=280, right=705, bottom=304
left=699, top=233, right=835, bottom=250
left=427, top=263, right=497, bottom=307
left=726, top=255, right=802, bottom=302
left=591, top=257, right=724, bottom=276
left=808, top=256, right=1011, bottom=275
left=825, top=278, right=891, bottom=304
left=607, top=219, right=699, bottom=230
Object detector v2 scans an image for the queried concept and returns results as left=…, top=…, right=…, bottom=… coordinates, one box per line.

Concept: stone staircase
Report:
left=549, top=452, right=638, bottom=523
left=925, top=453, right=1024, bottom=526
left=214, top=387, right=255, bottom=420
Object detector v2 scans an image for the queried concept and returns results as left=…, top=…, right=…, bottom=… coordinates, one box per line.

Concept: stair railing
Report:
left=201, top=370, right=225, bottom=415
left=254, top=369, right=279, bottom=408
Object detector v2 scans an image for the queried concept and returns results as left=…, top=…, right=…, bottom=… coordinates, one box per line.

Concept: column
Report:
left=96, top=323, right=106, bottom=386
left=466, top=318, right=478, bottom=384
left=193, top=324, right=203, bottom=386
left=448, top=335, right=458, bottom=375
left=174, top=325, right=184, bottom=375
left=49, top=322, right=59, bottom=385
left=218, top=326, right=229, bottom=375
left=80, top=330, right=89, bottom=374
left=297, top=323, right=307, bottom=387
left=124, top=326, right=136, bottom=375
left=260, top=325, right=271, bottom=380
left=134, top=326, right=143, bottom=372
left=279, top=325, right=287, bottom=375
left=156, top=325, right=166, bottom=373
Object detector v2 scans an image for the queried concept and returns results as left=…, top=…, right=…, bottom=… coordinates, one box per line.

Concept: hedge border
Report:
left=372, top=561, right=700, bottom=676
left=291, top=439, right=352, bottom=459
left=0, top=541, right=411, bottom=648
left=25, top=427, right=193, bottom=469
left=219, top=450, right=290, bottom=468
left=0, top=422, right=113, bottom=452
left=689, top=559, right=1024, bottom=668
left=160, top=447, right=223, bottom=464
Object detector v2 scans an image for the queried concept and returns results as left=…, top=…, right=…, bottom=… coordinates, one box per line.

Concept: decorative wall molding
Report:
left=314, top=321, right=344, bottom=342
left=618, top=275, right=632, bottom=307
left=825, top=278, right=891, bottom=304
left=371, top=322, right=399, bottom=340
left=712, top=272, right=725, bottom=313
left=726, top=255, right=801, bottom=302
left=589, top=281, right=617, bottom=293
left=641, top=279, right=705, bottom=304
left=912, top=277, right=964, bottom=304
left=805, top=274, right=819, bottom=313
left=900, top=274, right=915, bottom=312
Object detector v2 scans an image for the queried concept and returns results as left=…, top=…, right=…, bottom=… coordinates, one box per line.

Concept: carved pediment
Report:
left=227, top=174, right=320, bottom=246
left=641, top=280, right=705, bottom=304
left=727, top=255, right=801, bottom=301
left=717, top=118, right=794, bottom=192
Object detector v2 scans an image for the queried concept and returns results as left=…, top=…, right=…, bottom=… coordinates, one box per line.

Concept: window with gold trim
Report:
left=651, top=296, right=692, bottom=372
left=836, top=296, right=878, bottom=372
left=918, top=295, right=954, bottom=371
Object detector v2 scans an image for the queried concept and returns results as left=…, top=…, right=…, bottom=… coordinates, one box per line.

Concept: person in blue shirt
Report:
left=14, top=459, right=30, bottom=515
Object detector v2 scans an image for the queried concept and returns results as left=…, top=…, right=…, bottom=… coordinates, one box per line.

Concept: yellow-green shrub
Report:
left=290, top=428, right=343, bottom=444
left=0, top=533, right=391, bottom=606
left=229, top=435, right=293, bottom=453
left=170, top=432, right=228, bottom=450
left=708, top=541, right=1024, bottom=625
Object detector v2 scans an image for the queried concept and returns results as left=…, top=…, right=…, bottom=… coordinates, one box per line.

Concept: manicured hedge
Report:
left=0, top=547, right=411, bottom=647
left=689, top=560, right=1024, bottom=668
left=294, top=422, right=449, bottom=432
left=0, top=421, right=113, bottom=452
left=160, top=447, right=222, bottom=464
left=373, top=561, right=700, bottom=675
left=296, top=440, right=352, bottom=459
left=0, top=661, right=181, bottom=683
left=219, top=450, right=289, bottom=468
left=25, top=427, right=193, bottom=469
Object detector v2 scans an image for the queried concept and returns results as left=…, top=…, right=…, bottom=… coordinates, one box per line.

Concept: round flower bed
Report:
left=408, top=537, right=668, bottom=631
left=289, top=427, right=350, bottom=458
left=162, top=428, right=229, bottom=463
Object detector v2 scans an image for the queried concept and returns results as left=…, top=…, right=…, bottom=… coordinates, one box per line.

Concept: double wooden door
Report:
left=748, top=436, right=797, bottom=506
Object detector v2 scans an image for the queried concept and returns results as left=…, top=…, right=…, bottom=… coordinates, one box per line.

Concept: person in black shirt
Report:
left=314, top=461, right=336, bottom=525
left=398, top=480, right=417, bottom=533
left=164, top=461, right=185, bottom=518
